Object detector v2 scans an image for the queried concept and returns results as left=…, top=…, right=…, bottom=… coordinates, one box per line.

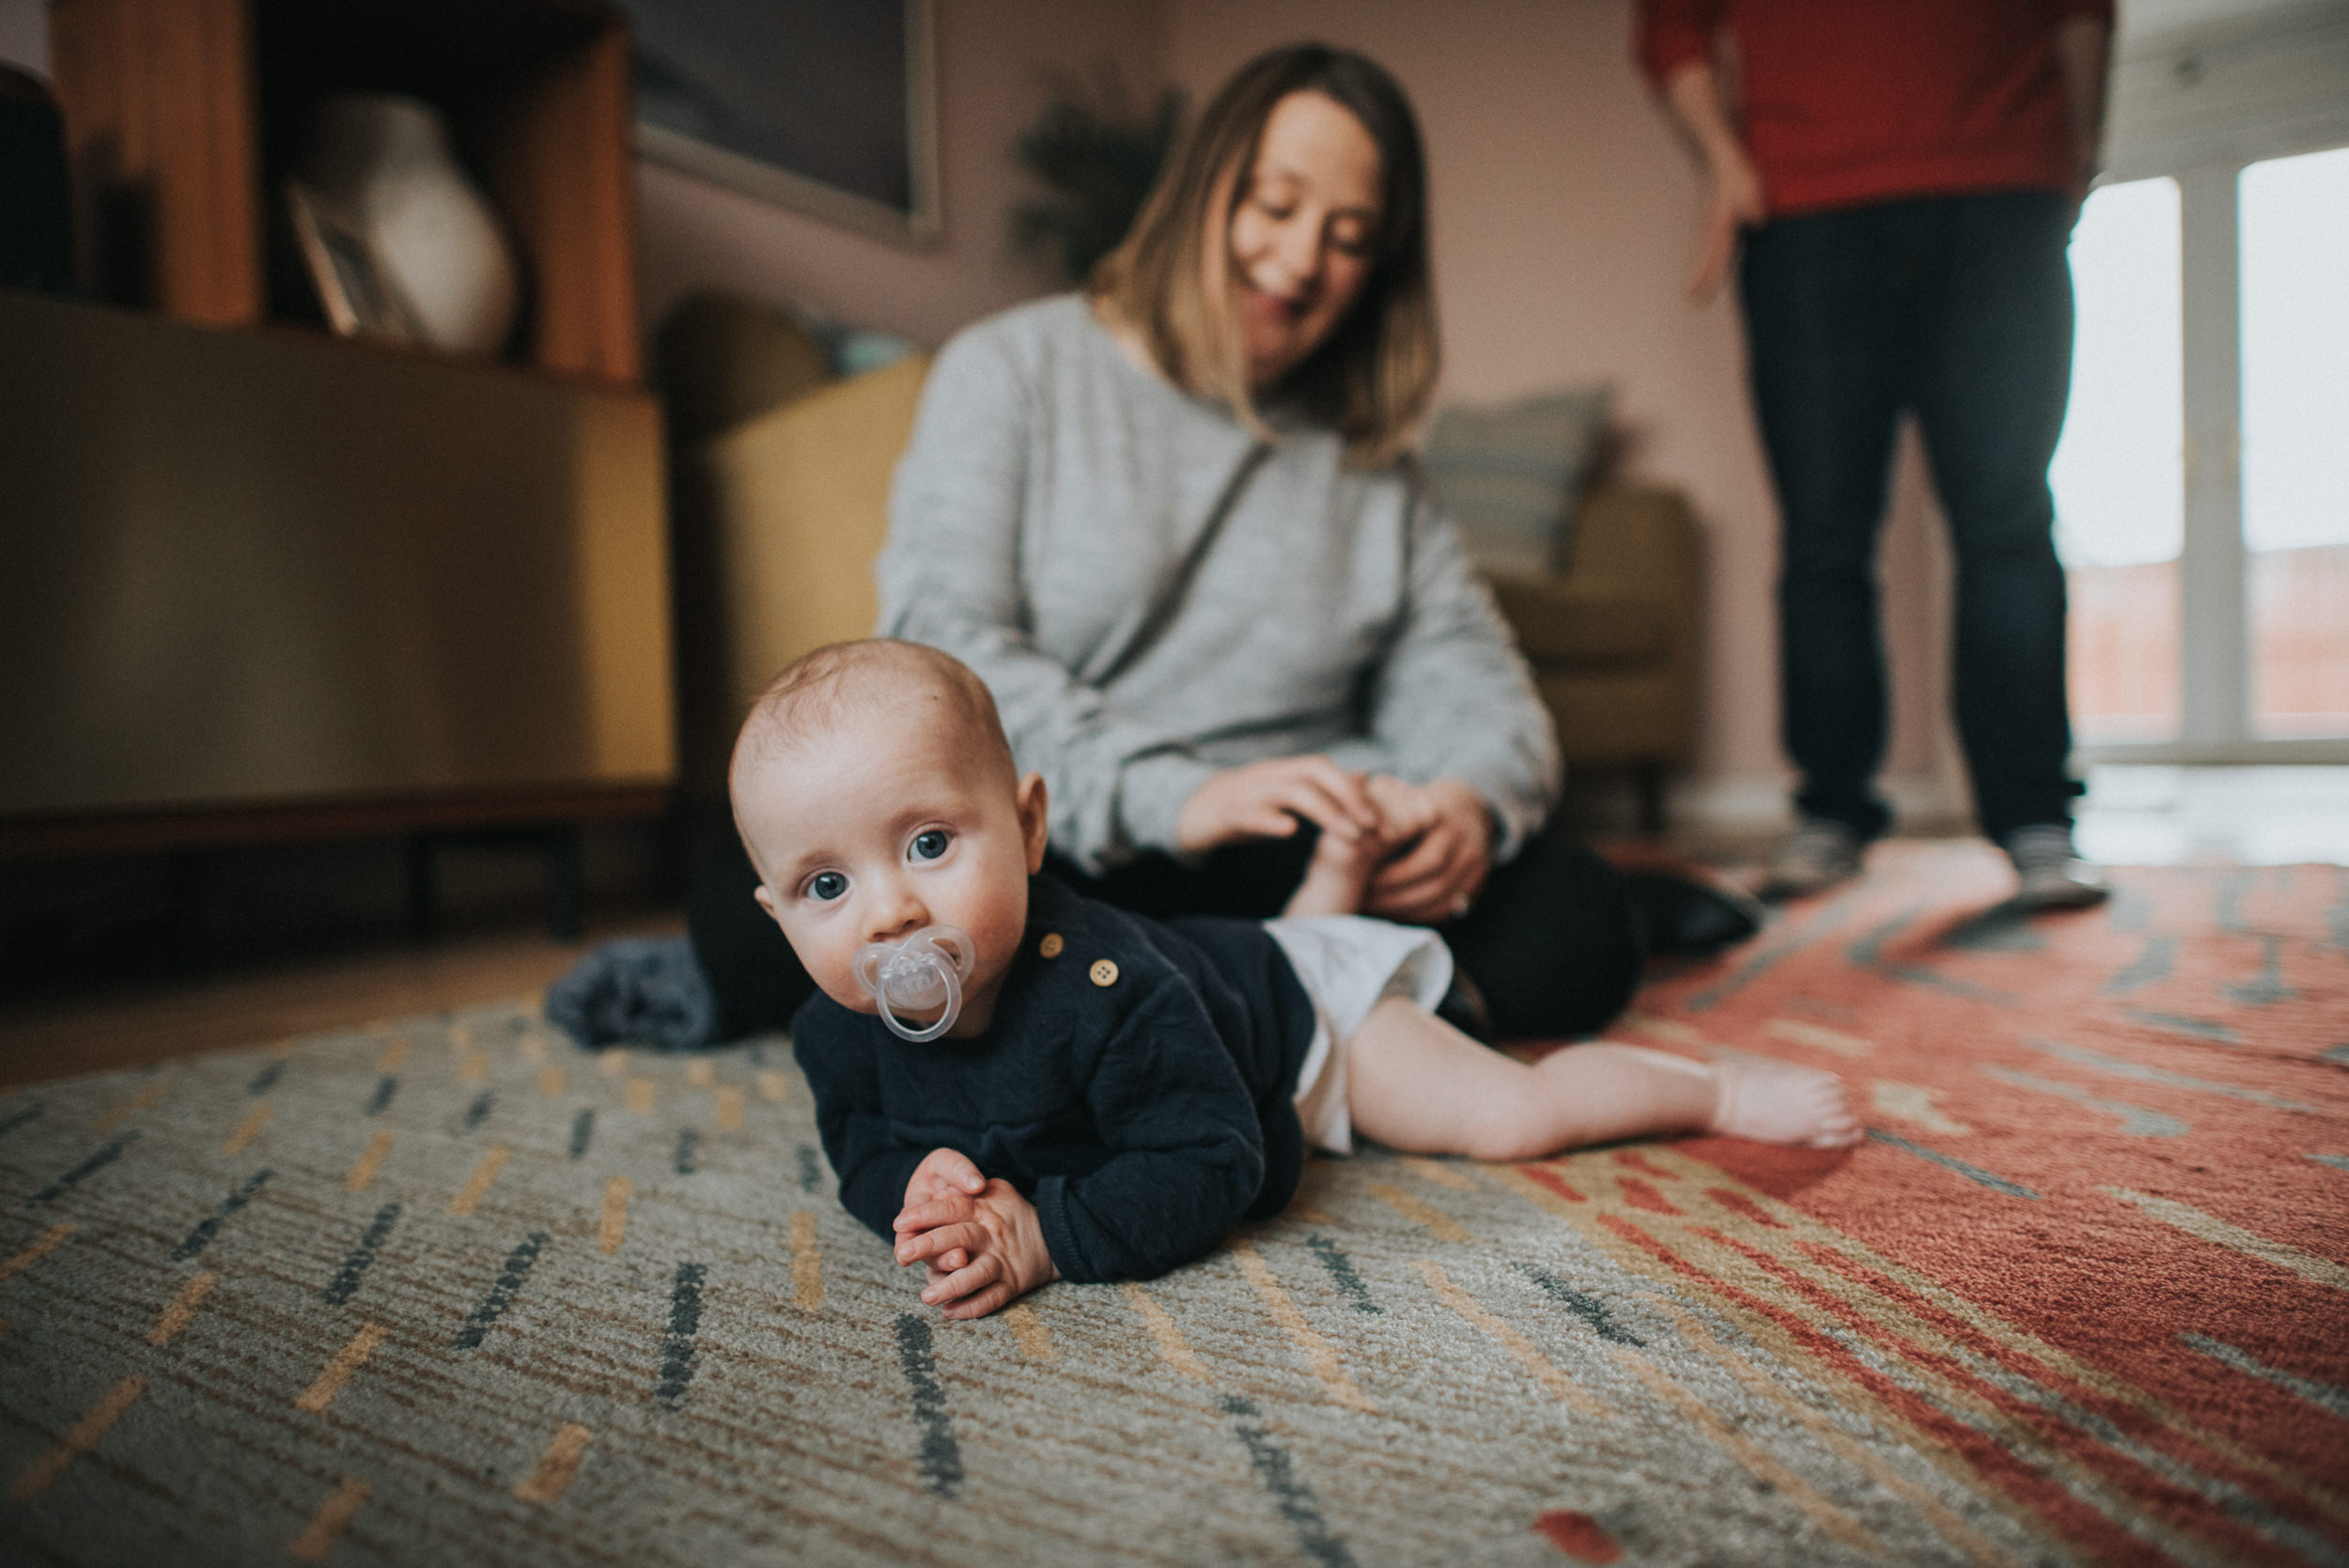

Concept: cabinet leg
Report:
left=404, top=834, right=437, bottom=944
left=1635, top=761, right=1667, bottom=838
left=164, top=849, right=206, bottom=972
left=546, top=826, right=584, bottom=942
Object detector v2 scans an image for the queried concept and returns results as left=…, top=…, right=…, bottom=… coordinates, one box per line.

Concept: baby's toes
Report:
left=1803, top=1079, right=1863, bottom=1148
left=1805, top=1114, right=1863, bottom=1149
left=1714, top=1060, right=1861, bottom=1146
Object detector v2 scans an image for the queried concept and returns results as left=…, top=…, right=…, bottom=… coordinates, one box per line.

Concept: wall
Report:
left=0, top=0, right=1167, bottom=349
left=0, top=0, right=41, bottom=72
left=1166, top=0, right=1969, bottom=829
left=636, top=0, right=1169, bottom=347
left=1, top=0, right=1973, bottom=831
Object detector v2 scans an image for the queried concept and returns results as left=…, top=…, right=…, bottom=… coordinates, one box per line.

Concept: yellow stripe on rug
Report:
left=149, top=1272, right=217, bottom=1345
left=2102, top=1187, right=2349, bottom=1292
left=9, top=1375, right=146, bottom=1500
left=0, top=1222, right=73, bottom=1283
left=1002, top=1303, right=1054, bottom=1362
left=789, top=1211, right=822, bottom=1311
left=1414, top=1260, right=1609, bottom=1420
left=297, top=1324, right=389, bottom=1413
left=448, top=1147, right=511, bottom=1217
left=516, top=1424, right=594, bottom=1505
left=1121, top=1282, right=1211, bottom=1383
left=1230, top=1241, right=1374, bottom=1412
left=288, top=1477, right=369, bottom=1562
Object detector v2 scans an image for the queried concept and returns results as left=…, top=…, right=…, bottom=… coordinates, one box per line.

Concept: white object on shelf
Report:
left=291, top=92, right=519, bottom=359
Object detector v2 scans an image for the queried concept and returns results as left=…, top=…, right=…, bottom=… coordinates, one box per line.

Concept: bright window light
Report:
left=2241, top=146, right=2349, bottom=553
left=2243, top=145, right=2349, bottom=737
left=2051, top=177, right=2183, bottom=567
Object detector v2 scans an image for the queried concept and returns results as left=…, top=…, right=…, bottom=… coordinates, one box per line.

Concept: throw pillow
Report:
left=1423, top=386, right=1613, bottom=578
left=790, top=303, right=922, bottom=378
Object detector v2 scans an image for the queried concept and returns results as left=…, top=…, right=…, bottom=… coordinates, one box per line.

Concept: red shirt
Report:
left=1636, top=0, right=2111, bottom=218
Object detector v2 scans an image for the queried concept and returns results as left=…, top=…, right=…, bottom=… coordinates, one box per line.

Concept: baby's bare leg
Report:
left=1283, top=827, right=1380, bottom=919
left=1346, top=998, right=1859, bottom=1159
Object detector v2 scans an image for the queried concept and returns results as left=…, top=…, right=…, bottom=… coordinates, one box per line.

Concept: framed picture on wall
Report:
left=619, top=0, right=941, bottom=248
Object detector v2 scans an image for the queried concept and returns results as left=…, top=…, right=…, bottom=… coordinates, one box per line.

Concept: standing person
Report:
left=687, top=42, right=1760, bottom=1050
left=1639, top=0, right=2115, bottom=907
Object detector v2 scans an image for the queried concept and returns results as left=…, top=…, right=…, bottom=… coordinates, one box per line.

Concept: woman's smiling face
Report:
left=1223, top=90, right=1384, bottom=394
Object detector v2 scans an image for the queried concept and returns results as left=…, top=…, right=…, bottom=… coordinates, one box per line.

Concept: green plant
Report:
left=1009, top=70, right=1182, bottom=287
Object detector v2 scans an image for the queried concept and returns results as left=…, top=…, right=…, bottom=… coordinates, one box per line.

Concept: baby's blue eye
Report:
left=807, top=871, right=848, bottom=902
left=910, top=830, right=951, bottom=862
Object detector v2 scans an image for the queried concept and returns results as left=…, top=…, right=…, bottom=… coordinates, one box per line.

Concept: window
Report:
left=2075, top=5, right=2349, bottom=762
left=2241, top=146, right=2349, bottom=737
left=2054, top=178, right=2183, bottom=743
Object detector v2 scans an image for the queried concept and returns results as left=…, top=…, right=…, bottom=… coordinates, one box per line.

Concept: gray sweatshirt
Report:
left=875, top=295, right=1559, bottom=875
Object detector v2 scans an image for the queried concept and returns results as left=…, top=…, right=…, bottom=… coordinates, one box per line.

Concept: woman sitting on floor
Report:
left=688, top=41, right=1755, bottom=1047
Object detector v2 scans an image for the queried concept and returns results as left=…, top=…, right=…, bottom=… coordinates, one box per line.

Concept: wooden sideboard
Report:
left=0, top=288, right=673, bottom=874
left=7, top=1, right=664, bottom=945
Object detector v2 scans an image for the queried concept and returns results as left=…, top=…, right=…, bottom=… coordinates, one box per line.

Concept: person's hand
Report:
left=897, top=1147, right=989, bottom=1272
left=1364, top=777, right=1494, bottom=925
left=1364, top=773, right=1438, bottom=844
left=893, top=1177, right=1059, bottom=1320
left=1175, top=756, right=1380, bottom=854
left=904, top=1146, right=988, bottom=1208
left=2054, top=13, right=2108, bottom=211
left=2068, top=132, right=2100, bottom=209
left=1689, top=143, right=1765, bottom=303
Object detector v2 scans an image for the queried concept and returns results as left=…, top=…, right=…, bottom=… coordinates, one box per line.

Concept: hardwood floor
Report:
left=0, top=914, right=682, bottom=1090
left=4, top=764, right=2336, bottom=1094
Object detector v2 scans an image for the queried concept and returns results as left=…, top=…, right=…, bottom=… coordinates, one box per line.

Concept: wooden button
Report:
left=1089, top=959, right=1119, bottom=987
left=1039, top=933, right=1064, bottom=958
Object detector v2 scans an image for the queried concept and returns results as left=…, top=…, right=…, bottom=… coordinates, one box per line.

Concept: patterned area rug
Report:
left=0, top=843, right=2341, bottom=1566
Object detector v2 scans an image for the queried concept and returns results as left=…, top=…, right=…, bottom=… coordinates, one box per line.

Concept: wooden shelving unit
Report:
left=48, top=0, right=640, bottom=382
left=14, top=1, right=667, bottom=937
left=0, top=287, right=674, bottom=856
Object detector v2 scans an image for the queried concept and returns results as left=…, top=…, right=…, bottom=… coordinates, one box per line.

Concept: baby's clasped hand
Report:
left=893, top=1147, right=1060, bottom=1320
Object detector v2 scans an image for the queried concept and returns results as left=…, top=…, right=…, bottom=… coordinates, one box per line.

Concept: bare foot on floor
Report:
left=1708, top=1057, right=1861, bottom=1148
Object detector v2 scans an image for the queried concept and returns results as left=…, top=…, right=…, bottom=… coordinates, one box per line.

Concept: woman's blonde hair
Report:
left=1090, top=43, right=1438, bottom=467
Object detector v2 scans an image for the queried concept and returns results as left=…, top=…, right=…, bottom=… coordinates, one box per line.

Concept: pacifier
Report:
left=852, top=924, right=977, bottom=1042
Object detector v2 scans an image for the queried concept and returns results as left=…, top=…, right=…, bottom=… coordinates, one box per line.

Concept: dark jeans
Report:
left=687, top=831, right=1641, bottom=1044
left=1739, top=190, right=2084, bottom=845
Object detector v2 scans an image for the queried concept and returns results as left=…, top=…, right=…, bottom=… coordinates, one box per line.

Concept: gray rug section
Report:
left=0, top=1003, right=2043, bottom=1567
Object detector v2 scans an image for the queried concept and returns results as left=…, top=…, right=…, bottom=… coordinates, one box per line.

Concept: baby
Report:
left=731, top=639, right=1858, bottom=1321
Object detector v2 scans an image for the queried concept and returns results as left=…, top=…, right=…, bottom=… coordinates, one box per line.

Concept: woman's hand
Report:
left=1363, top=777, right=1493, bottom=924
left=1175, top=756, right=1381, bottom=854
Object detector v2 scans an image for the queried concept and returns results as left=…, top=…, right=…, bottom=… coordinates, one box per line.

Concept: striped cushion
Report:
left=1423, top=386, right=1612, bottom=577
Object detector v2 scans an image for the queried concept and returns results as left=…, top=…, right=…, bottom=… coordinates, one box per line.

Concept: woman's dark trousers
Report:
left=689, top=831, right=1640, bottom=1044
left=1738, top=190, right=2084, bottom=846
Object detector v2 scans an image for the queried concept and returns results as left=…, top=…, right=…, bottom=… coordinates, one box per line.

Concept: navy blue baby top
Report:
left=791, top=875, right=1316, bottom=1282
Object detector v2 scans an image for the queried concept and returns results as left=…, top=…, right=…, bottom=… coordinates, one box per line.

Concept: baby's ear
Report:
left=1015, top=772, right=1050, bottom=874
left=752, top=882, right=783, bottom=925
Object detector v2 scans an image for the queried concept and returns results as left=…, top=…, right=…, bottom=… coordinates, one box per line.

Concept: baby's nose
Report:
left=864, top=881, right=927, bottom=942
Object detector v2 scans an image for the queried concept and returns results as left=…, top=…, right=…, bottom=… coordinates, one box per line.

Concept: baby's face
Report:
left=739, top=713, right=1048, bottom=1036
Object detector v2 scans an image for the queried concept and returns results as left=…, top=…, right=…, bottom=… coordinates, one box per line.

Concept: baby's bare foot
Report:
left=1708, top=1057, right=1861, bottom=1148
left=1283, top=830, right=1379, bottom=919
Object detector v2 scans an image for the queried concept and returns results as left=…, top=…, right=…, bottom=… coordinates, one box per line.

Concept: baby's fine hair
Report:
left=730, top=639, right=1017, bottom=799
